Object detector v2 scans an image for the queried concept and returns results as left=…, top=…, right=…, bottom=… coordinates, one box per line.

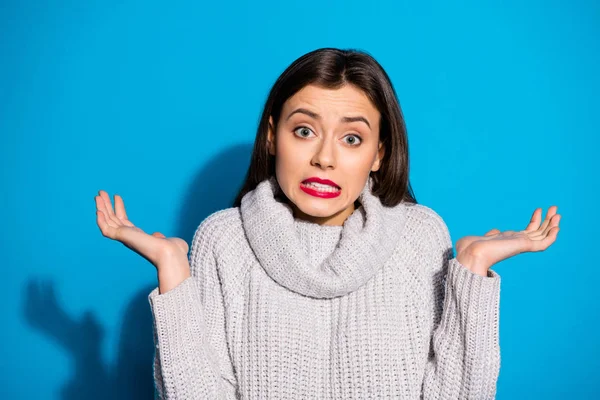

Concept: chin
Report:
left=294, top=199, right=344, bottom=218
left=303, top=208, right=337, bottom=218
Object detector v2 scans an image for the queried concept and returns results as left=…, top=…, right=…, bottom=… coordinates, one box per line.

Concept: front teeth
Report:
left=303, top=182, right=340, bottom=192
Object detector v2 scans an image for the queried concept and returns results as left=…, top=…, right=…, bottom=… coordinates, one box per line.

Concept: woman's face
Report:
left=267, top=83, right=384, bottom=226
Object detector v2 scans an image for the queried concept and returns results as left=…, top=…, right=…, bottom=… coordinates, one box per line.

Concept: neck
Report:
left=289, top=201, right=360, bottom=226
left=239, top=176, right=408, bottom=298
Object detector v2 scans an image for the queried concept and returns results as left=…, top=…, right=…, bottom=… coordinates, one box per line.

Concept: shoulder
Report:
left=404, top=203, right=448, bottom=228
left=400, top=202, right=453, bottom=253
left=196, top=207, right=242, bottom=234
left=192, top=207, right=243, bottom=250
left=189, top=206, right=247, bottom=278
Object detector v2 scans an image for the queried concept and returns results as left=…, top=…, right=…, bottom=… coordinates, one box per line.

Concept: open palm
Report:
left=94, top=190, right=189, bottom=270
left=456, top=206, right=561, bottom=271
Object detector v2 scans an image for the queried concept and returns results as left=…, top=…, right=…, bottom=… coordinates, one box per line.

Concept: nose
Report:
left=311, top=137, right=336, bottom=170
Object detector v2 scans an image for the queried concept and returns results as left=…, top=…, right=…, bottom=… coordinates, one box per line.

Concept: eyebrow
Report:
left=285, top=108, right=371, bottom=129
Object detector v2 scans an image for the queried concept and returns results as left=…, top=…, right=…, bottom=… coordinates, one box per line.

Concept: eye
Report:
left=293, top=126, right=315, bottom=138
left=343, top=134, right=362, bottom=146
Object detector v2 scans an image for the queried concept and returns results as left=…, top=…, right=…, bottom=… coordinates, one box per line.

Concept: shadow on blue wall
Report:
left=23, top=143, right=253, bottom=399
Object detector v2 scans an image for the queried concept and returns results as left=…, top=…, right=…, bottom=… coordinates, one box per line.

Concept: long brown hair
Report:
left=233, top=47, right=417, bottom=207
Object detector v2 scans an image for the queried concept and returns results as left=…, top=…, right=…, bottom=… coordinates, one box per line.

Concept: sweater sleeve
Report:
left=147, top=218, right=239, bottom=399
left=420, top=213, right=502, bottom=400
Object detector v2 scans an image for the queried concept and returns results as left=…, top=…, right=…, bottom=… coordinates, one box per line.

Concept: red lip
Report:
left=300, top=177, right=341, bottom=199
left=302, top=177, right=340, bottom=188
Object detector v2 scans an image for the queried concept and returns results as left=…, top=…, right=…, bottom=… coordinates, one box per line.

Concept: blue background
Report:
left=1, top=0, right=597, bottom=398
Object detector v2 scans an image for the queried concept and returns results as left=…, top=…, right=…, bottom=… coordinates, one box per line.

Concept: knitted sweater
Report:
left=148, top=176, right=502, bottom=399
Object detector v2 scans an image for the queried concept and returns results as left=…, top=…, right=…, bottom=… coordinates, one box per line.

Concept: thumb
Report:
left=484, top=228, right=501, bottom=237
left=167, top=237, right=190, bottom=255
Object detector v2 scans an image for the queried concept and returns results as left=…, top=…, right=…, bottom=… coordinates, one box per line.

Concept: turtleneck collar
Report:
left=240, top=176, right=407, bottom=299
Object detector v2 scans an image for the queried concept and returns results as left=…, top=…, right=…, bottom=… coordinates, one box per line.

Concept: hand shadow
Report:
left=23, top=143, right=253, bottom=399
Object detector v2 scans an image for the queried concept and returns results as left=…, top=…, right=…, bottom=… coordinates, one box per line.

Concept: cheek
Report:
left=274, top=139, right=302, bottom=189
left=276, top=135, right=309, bottom=168
left=342, top=148, right=378, bottom=172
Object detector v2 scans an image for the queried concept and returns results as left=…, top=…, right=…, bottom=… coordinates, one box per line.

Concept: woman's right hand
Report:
left=94, top=190, right=190, bottom=275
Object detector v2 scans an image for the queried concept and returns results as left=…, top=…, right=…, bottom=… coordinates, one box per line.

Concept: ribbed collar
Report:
left=240, top=176, right=407, bottom=299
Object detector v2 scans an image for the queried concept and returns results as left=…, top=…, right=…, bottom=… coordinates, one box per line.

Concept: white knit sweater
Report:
left=148, top=176, right=501, bottom=399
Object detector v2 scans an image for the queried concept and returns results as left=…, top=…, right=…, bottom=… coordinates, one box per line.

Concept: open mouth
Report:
left=300, top=181, right=341, bottom=193
left=299, top=180, right=341, bottom=198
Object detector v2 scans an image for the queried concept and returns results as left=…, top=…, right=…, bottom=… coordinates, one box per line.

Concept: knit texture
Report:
left=148, top=176, right=501, bottom=399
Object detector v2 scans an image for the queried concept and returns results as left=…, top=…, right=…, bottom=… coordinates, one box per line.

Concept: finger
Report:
left=541, top=214, right=561, bottom=237
left=114, top=194, right=135, bottom=227
left=95, top=196, right=121, bottom=227
left=95, top=193, right=109, bottom=215
left=98, top=191, right=123, bottom=226
left=98, top=190, right=117, bottom=218
left=530, top=226, right=559, bottom=252
left=95, top=196, right=119, bottom=228
left=524, top=208, right=542, bottom=232
left=96, top=209, right=118, bottom=238
left=538, top=206, right=558, bottom=233
left=484, top=228, right=501, bottom=237
left=530, top=213, right=561, bottom=239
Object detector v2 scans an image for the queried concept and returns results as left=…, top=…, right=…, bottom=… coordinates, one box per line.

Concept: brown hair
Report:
left=233, top=47, right=417, bottom=207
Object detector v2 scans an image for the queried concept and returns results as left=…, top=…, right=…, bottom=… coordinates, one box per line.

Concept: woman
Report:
left=95, top=48, right=560, bottom=399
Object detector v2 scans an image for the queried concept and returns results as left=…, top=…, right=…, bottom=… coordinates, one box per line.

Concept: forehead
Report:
left=283, top=84, right=380, bottom=121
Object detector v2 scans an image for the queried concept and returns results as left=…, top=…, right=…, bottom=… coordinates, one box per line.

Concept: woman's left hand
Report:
left=455, top=206, right=561, bottom=277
